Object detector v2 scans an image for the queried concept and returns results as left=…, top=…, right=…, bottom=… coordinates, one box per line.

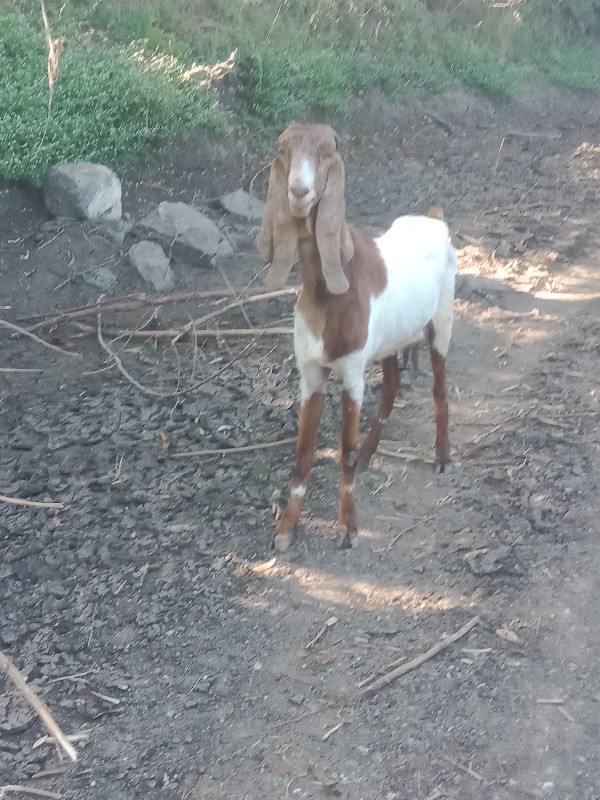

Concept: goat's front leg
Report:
left=336, top=388, right=361, bottom=549
left=357, top=355, right=400, bottom=468
left=274, top=365, right=325, bottom=552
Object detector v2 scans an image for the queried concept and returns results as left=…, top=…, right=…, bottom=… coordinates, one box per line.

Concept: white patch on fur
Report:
left=291, top=485, right=306, bottom=497
left=288, top=158, right=316, bottom=214
left=344, top=483, right=355, bottom=494
left=365, top=216, right=455, bottom=362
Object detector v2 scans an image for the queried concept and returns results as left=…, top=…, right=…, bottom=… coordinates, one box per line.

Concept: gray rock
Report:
left=135, top=202, right=233, bottom=267
left=128, top=241, right=175, bottom=292
left=218, top=189, right=265, bottom=221
left=101, top=218, right=134, bottom=245
left=45, top=163, right=122, bottom=221
left=84, top=266, right=117, bottom=291
left=464, top=545, right=512, bottom=575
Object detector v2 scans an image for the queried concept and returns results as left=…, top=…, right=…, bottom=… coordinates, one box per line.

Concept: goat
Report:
left=257, top=123, right=456, bottom=552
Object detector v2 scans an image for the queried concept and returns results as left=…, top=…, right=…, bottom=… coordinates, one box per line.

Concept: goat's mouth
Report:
left=288, top=191, right=315, bottom=218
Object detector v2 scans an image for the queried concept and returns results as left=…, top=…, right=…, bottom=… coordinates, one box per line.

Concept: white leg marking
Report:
left=291, top=485, right=306, bottom=498
left=299, top=362, right=325, bottom=402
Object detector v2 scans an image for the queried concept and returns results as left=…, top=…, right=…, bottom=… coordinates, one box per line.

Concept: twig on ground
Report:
left=0, top=368, right=43, bottom=374
left=505, top=128, right=563, bottom=140
left=0, top=319, right=80, bottom=358
left=96, top=315, right=178, bottom=398
left=441, top=753, right=487, bottom=783
left=0, top=495, right=65, bottom=510
left=372, top=516, right=431, bottom=553
left=25, top=286, right=298, bottom=331
left=321, top=721, right=345, bottom=741
left=378, top=447, right=435, bottom=465
left=0, top=650, right=78, bottom=762
left=483, top=201, right=572, bottom=216
left=0, top=786, right=62, bottom=799
left=173, top=287, right=295, bottom=343
left=306, top=617, right=338, bottom=650
left=77, top=322, right=293, bottom=340
left=30, top=770, right=65, bottom=781
left=352, top=617, right=480, bottom=702
left=171, top=437, right=297, bottom=459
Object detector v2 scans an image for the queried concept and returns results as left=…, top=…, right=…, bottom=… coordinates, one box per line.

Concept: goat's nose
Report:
left=290, top=184, right=310, bottom=199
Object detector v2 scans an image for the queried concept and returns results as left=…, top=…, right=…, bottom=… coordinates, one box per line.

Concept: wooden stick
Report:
left=171, top=437, right=297, bottom=458
left=0, top=495, right=65, bottom=510
left=176, top=287, right=295, bottom=339
left=441, top=753, right=487, bottom=783
left=77, top=322, right=293, bottom=340
left=26, top=287, right=298, bottom=331
left=0, top=787, right=62, bottom=799
left=0, top=650, right=78, bottom=762
left=96, top=316, right=177, bottom=399
left=378, top=447, right=435, bottom=465
left=0, top=368, right=43, bottom=374
left=352, top=617, right=479, bottom=702
left=482, top=202, right=572, bottom=216
left=0, top=319, right=80, bottom=358
left=372, top=517, right=431, bottom=553
left=505, top=128, right=563, bottom=139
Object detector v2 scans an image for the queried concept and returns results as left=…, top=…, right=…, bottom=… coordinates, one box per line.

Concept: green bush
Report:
left=0, top=13, right=222, bottom=186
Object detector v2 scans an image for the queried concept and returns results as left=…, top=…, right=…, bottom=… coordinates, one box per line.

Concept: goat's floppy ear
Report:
left=257, top=155, right=297, bottom=290
left=315, top=156, right=352, bottom=295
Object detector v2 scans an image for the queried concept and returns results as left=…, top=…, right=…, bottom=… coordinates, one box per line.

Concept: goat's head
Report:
left=257, top=123, right=354, bottom=295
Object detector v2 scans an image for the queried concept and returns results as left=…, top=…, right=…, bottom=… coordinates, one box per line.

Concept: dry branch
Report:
left=352, top=616, right=479, bottom=702
left=0, top=495, right=65, bottom=510
left=0, top=319, right=81, bottom=358
left=173, top=287, right=296, bottom=342
left=0, top=650, right=77, bottom=762
left=77, top=322, right=293, bottom=340
left=25, top=287, right=298, bottom=331
left=171, top=437, right=297, bottom=458
left=0, top=787, right=62, bottom=800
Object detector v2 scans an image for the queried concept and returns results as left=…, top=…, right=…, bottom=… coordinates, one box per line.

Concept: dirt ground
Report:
left=1, top=86, right=600, bottom=800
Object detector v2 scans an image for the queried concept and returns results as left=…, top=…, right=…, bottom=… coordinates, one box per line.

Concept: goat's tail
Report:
left=427, top=205, right=444, bottom=221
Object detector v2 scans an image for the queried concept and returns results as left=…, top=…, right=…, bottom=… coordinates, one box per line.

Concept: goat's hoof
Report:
left=436, top=460, right=451, bottom=475
left=336, top=529, right=359, bottom=550
left=273, top=531, right=294, bottom=552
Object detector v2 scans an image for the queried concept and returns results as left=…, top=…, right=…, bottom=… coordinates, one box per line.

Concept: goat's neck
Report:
left=296, top=210, right=328, bottom=304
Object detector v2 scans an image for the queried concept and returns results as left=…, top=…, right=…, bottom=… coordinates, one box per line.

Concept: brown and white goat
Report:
left=257, top=123, right=456, bottom=552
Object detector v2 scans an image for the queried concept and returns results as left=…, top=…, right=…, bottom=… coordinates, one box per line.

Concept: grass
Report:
left=1, top=0, right=599, bottom=186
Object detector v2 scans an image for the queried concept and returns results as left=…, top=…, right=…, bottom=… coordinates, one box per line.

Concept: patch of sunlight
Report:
left=570, top=142, right=600, bottom=182
left=129, top=46, right=236, bottom=88
left=291, top=567, right=461, bottom=612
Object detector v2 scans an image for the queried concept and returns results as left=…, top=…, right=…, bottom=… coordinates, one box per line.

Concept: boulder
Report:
left=128, top=241, right=175, bottom=292
left=135, top=202, right=233, bottom=267
left=45, top=163, right=122, bottom=221
left=218, top=189, right=265, bottom=221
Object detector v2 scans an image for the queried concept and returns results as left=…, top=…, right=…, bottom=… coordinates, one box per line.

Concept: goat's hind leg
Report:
left=357, top=355, right=400, bottom=468
left=427, top=323, right=451, bottom=471
left=274, top=365, right=325, bottom=552
left=336, top=389, right=361, bottom=549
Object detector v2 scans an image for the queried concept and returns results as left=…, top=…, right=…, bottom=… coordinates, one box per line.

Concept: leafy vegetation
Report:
left=1, top=0, right=599, bottom=185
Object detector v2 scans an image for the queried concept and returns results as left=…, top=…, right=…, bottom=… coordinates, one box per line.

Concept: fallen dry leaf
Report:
left=495, top=628, right=524, bottom=646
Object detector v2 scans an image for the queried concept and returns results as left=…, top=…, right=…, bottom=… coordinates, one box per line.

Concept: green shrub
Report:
left=0, top=14, right=222, bottom=186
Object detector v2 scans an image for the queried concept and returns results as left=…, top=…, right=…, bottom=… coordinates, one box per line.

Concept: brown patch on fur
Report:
left=296, top=225, right=387, bottom=361
left=427, top=205, right=445, bottom=220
